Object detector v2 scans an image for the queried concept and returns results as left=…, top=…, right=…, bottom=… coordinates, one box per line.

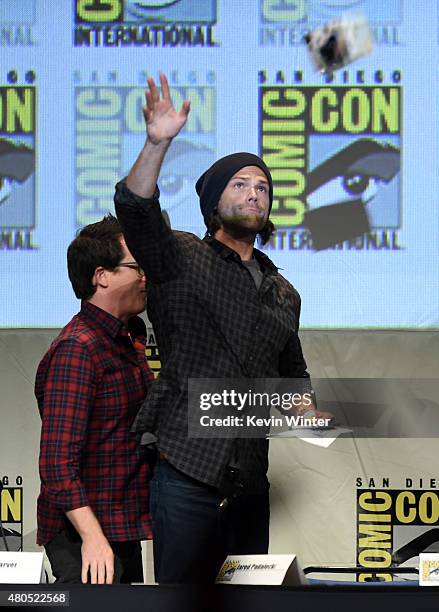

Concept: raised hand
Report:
left=143, top=73, right=190, bottom=145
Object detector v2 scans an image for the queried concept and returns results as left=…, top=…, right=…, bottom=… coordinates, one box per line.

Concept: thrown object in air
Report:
left=304, top=13, right=373, bottom=75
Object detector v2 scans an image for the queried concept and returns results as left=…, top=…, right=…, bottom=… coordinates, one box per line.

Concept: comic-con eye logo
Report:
left=75, top=84, right=215, bottom=233
left=357, top=489, right=439, bottom=582
left=75, top=0, right=215, bottom=23
left=260, top=84, right=401, bottom=251
left=74, top=0, right=217, bottom=47
left=260, top=0, right=402, bottom=24
left=259, top=1, right=402, bottom=47
left=0, top=84, right=36, bottom=249
left=0, top=478, right=23, bottom=552
left=218, top=561, right=239, bottom=581
left=303, top=138, right=399, bottom=250
left=0, top=139, right=34, bottom=206
left=422, top=561, right=439, bottom=581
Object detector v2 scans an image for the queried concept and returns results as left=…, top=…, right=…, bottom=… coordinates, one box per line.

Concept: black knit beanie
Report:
left=195, top=152, right=273, bottom=227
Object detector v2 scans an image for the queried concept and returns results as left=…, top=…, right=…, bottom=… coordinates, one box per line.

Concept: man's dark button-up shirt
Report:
left=35, top=301, right=154, bottom=545
left=115, top=181, right=310, bottom=491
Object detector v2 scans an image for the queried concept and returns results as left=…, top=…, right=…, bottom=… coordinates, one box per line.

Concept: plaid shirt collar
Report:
left=80, top=301, right=127, bottom=340
left=203, top=236, right=278, bottom=275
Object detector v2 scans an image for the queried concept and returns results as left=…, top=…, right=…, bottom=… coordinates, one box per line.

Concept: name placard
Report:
left=216, top=554, right=306, bottom=585
left=0, top=552, right=44, bottom=584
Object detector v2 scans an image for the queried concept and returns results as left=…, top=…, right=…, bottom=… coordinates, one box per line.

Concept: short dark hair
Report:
left=205, top=211, right=276, bottom=246
left=67, top=214, right=124, bottom=299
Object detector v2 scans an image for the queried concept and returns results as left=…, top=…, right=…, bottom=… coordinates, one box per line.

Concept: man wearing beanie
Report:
left=114, top=73, right=319, bottom=584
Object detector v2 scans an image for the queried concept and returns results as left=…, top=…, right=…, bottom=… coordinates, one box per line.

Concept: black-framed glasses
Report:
left=115, top=261, right=145, bottom=276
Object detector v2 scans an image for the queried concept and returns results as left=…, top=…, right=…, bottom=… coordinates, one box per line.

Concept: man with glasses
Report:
left=35, top=215, right=153, bottom=584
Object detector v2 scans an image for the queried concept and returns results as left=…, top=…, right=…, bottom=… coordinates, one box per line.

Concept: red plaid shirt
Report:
left=35, top=302, right=154, bottom=546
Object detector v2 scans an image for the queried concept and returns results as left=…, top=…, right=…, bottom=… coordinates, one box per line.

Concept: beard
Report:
left=218, top=209, right=266, bottom=239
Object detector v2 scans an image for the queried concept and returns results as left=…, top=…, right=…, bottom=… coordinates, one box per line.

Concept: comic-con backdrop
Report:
left=0, top=0, right=437, bottom=328
left=0, top=2, right=438, bottom=579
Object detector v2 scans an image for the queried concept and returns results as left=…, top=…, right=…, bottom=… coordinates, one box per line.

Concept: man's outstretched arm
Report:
left=115, top=73, right=190, bottom=282
left=126, top=73, right=190, bottom=198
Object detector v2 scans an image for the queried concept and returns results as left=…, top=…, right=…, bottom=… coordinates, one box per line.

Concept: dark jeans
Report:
left=45, top=526, right=143, bottom=584
left=150, top=458, right=269, bottom=584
